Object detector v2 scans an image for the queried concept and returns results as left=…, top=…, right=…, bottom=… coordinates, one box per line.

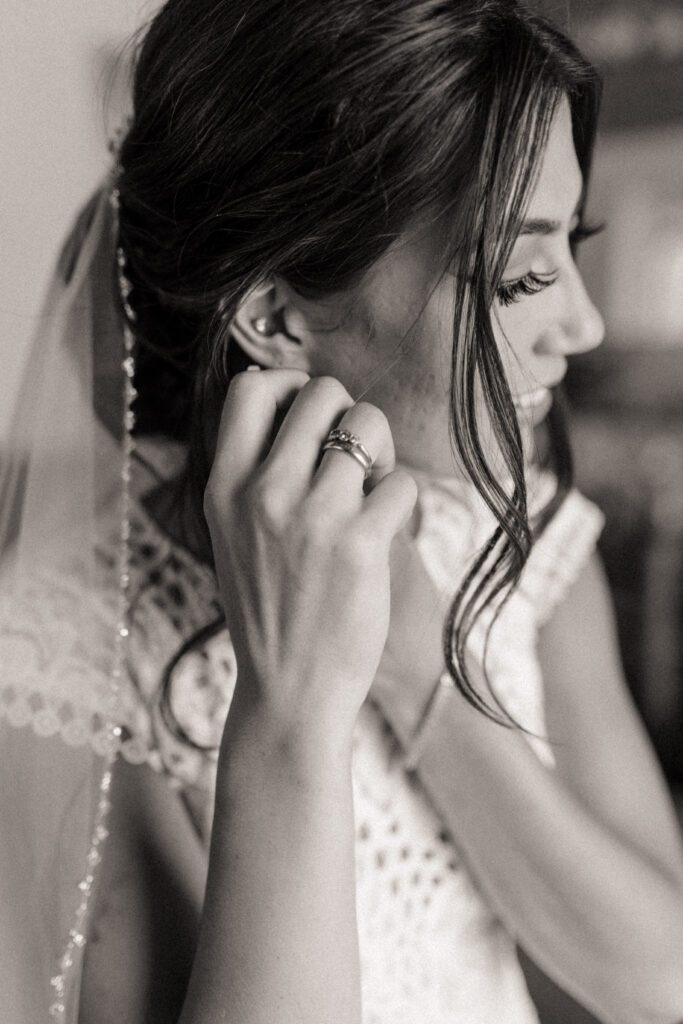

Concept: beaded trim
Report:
left=48, top=183, right=137, bottom=1020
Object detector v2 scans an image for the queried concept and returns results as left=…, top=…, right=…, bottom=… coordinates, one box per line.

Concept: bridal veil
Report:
left=0, top=181, right=134, bottom=1021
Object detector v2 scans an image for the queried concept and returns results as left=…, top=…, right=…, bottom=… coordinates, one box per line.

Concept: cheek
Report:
left=379, top=283, right=454, bottom=411
left=361, top=287, right=458, bottom=466
left=491, top=305, right=538, bottom=387
left=308, top=272, right=465, bottom=474
left=334, top=277, right=455, bottom=398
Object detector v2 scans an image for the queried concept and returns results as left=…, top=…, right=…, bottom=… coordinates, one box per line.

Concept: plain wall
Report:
left=0, top=0, right=155, bottom=438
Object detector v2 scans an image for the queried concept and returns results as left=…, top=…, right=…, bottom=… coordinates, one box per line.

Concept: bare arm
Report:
left=177, top=370, right=416, bottom=1024
left=416, top=683, right=683, bottom=1024
left=80, top=739, right=357, bottom=1024
left=180, top=712, right=358, bottom=1024
left=373, top=550, right=683, bottom=1024
left=82, top=371, right=414, bottom=1024
left=538, top=551, right=683, bottom=887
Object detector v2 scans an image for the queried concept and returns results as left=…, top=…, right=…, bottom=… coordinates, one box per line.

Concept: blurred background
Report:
left=1, top=2, right=681, bottom=1021
left=529, top=2, right=683, bottom=1020
left=538, top=0, right=683, bottom=794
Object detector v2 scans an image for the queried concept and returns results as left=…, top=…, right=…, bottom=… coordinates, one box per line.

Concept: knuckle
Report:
left=226, top=369, right=261, bottom=403
left=307, top=375, right=351, bottom=404
left=352, top=401, right=390, bottom=437
left=392, top=468, right=419, bottom=504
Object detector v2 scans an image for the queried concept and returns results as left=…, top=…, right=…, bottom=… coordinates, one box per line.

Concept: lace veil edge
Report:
left=0, top=181, right=134, bottom=1022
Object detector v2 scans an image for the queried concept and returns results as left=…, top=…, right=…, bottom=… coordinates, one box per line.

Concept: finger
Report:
left=361, top=468, right=418, bottom=546
left=262, top=376, right=354, bottom=484
left=314, top=401, right=396, bottom=501
left=210, top=369, right=309, bottom=494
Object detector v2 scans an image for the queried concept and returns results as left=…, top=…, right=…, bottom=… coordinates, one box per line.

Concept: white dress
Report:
left=0, top=185, right=607, bottom=1021
left=109, top=443, right=604, bottom=1024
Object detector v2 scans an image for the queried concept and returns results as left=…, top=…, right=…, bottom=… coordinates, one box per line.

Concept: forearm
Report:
left=180, top=708, right=361, bottom=1024
left=416, top=690, right=683, bottom=1024
left=538, top=565, right=683, bottom=889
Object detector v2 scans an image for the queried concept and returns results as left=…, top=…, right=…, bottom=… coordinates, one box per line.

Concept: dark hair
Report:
left=117, top=0, right=601, bottom=725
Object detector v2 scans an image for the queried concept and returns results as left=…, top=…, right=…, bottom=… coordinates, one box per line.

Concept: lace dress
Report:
left=111, top=443, right=604, bottom=1024
left=0, top=436, right=604, bottom=1022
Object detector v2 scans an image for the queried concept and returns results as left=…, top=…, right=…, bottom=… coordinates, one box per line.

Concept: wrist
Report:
left=219, top=688, right=354, bottom=786
left=214, top=710, right=354, bottom=850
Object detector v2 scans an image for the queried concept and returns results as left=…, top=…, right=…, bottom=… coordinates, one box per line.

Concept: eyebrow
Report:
left=518, top=218, right=562, bottom=236
left=518, top=195, right=584, bottom=237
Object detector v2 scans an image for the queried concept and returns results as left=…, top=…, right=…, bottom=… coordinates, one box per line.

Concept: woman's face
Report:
left=246, top=98, right=605, bottom=480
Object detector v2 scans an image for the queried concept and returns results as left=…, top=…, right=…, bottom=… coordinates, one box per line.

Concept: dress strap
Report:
left=520, top=489, right=605, bottom=627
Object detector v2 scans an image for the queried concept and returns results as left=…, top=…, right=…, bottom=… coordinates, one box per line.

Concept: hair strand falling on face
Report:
left=115, top=0, right=601, bottom=729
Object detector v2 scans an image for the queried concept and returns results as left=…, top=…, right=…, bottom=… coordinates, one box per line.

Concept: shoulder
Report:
left=534, top=497, right=626, bottom=716
left=538, top=546, right=618, bottom=665
left=520, top=482, right=606, bottom=630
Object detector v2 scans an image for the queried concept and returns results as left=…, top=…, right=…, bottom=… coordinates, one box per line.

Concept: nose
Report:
left=534, top=265, right=605, bottom=357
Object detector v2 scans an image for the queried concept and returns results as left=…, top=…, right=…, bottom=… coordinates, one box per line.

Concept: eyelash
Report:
left=495, top=221, right=605, bottom=307
left=496, top=272, right=557, bottom=307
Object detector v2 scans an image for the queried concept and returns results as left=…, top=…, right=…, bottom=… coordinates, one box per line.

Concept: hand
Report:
left=204, top=369, right=418, bottom=752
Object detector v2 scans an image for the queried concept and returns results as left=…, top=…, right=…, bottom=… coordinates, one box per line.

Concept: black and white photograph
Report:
left=1, top=1, right=682, bottom=1022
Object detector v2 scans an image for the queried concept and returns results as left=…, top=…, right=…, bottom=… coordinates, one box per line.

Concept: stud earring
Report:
left=252, top=316, right=271, bottom=335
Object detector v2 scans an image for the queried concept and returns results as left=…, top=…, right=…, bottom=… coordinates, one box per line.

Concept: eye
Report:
left=495, top=271, right=558, bottom=307
left=570, top=220, right=605, bottom=244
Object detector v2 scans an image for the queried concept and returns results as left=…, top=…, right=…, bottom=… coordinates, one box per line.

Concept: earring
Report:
left=252, top=316, right=272, bottom=335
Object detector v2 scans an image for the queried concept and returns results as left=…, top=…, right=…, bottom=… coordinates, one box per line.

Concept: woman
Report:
left=1, top=1, right=682, bottom=1022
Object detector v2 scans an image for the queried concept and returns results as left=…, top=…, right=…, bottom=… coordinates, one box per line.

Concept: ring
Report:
left=321, top=428, right=373, bottom=479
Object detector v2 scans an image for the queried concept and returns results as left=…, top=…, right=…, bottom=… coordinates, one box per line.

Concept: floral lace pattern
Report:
left=0, top=447, right=604, bottom=1023
left=0, top=556, right=119, bottom=754
left=119, top=467, right=602, bottom=1021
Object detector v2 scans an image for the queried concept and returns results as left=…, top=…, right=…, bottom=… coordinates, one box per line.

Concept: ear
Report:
left=230, top=279, right=312, bottom=371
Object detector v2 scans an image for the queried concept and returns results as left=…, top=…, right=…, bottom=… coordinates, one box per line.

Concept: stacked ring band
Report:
left=321, top=428, right=373, bottom=479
